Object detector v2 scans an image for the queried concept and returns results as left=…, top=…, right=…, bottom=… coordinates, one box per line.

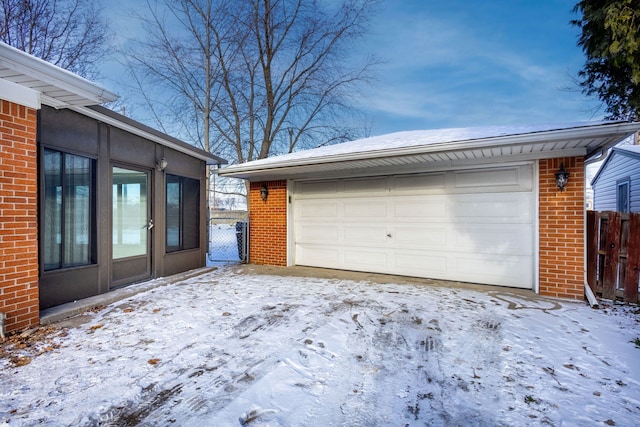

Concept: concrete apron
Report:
left=41, top=263, right=567, bottom=328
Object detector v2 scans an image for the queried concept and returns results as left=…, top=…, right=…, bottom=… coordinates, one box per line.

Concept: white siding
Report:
left=593, top=152, right=640, bottom=212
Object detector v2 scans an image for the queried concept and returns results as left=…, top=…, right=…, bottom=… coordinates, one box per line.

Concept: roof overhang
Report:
left=0, top=42, right=118, bottom=108
left=218, top=121, right=640, bottom=181
left=75, top=105, right=227, bottom=165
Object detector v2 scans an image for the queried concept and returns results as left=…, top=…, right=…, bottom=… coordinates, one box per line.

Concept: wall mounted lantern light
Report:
left=555, top=163, right=569, bottom=192
left=260, top=183, right=269, bottom=202
left=156, top=157, right=168, bottom=172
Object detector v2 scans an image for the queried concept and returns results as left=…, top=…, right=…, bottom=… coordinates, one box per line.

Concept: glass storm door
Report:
left=111, top=166, right=151, bottom=286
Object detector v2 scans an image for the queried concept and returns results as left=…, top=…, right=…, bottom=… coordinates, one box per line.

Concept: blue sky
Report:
left=355, top=0, right=601, bottom=134
left=101, top=0, right=601, bottom=137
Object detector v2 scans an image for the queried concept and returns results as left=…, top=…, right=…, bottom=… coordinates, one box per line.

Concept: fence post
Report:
left=586, top=210, right=597, bottom=290
left=624, top=213, right=640, bottom=303
left=602, top=211, right=621, bottom=300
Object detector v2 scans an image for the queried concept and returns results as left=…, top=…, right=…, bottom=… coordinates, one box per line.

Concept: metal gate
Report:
left=208, top=213, right=248, bottom=263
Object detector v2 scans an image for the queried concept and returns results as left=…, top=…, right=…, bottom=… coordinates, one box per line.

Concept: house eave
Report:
left=219, top=122, right=640, bottom=181
left=73, top=105, right=227, bottom=165
left=0, top=42, right=118, bottom=108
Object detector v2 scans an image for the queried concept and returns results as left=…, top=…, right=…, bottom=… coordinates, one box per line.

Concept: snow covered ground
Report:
left=1, top=265, right=639, bottom=426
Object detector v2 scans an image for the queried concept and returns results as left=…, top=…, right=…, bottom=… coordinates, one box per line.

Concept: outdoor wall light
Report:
left=156, top=157, right=168, bottom=172
left=260, top=183, right=269, bottom=202
left=555, top=163, right=569, bottom=192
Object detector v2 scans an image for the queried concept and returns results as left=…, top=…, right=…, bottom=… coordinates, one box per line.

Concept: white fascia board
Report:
left=0, top=42, right=118, bottom=106
left=0, top=78, right=40, bottom=109
left=1, top=78, right=40, bottom=108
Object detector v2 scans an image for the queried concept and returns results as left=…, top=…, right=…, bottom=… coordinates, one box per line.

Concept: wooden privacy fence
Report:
left=587, top=211, right=640, bottom=303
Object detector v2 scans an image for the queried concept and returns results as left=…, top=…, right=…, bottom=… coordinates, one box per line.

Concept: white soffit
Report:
left=0, top=42, right=118, bottom=108
left=218, top=121, right=640, bottom=180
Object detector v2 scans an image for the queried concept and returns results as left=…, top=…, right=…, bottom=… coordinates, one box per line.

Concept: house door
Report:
left=111, top=166, right=152, bottom=287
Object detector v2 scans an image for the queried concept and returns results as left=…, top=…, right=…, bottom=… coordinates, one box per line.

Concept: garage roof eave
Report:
left=218, top=121, right=640, bottom=181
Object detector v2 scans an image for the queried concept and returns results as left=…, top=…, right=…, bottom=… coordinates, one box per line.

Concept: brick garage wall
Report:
left=249, top=180, right=287, bottom=266
left=0, top=100, right=39, bottom=333
left=539, top=157, right=585, bottom=300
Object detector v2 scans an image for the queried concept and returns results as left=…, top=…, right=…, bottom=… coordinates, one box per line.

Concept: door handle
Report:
left=148, top=219, right=154, bottom=230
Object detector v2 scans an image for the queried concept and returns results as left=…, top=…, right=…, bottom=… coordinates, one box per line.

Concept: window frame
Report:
left=165, top=174, right=200, bottom=253
left=40, top=147, right=97, bottom=272
left=616, top=179, right=631, bottom=213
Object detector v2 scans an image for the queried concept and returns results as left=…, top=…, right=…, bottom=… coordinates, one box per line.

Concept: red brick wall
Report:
left=0, top=100, right=39, bottom=333
left=539, top=157, right=585, bottom=300
left=249, top=180, right=287, bottom=265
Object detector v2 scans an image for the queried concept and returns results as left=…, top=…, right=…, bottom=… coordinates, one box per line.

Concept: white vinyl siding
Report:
left=593, top=151, right=640, bottom=213
left=292, top=164, right=535, bottom=289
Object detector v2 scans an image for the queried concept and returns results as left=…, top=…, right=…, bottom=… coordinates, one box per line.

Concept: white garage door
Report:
left=293, top=164, right=535, bottom=289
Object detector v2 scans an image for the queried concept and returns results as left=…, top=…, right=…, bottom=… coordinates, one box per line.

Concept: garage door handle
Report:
left=386, top=233, right=392, bottom=238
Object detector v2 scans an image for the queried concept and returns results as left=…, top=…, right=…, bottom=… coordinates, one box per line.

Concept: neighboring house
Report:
left=591, top=145, right=640, bottom=213
left=0, top=42, right=226, bottom=334
left=219, top=122, right=640, bottom=301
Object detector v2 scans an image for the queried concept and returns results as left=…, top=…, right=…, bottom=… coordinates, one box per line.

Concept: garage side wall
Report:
left=0, top=100, right=39, bottom=333
left=249, top=180, right=287, bottom=265
left=539, top=157, right=585, bottom=299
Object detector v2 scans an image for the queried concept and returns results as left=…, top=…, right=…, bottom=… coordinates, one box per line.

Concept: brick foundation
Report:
left=538, top=157, right=585, bottom=300
left=249, top=180, right=287, bottom=266
left=0, top=100, right=39, bottom=333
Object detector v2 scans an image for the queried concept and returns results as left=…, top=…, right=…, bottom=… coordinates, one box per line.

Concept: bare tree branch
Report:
left=0, top=0, right=109, bottom=79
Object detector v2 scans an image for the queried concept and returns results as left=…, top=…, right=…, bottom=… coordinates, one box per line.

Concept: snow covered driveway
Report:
left=2, top=266, right=639, bottom=426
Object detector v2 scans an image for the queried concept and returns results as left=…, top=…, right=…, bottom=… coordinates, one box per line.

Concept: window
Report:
left=617, top=180, right=630, bottom=213
left=43, top=149, right=96, bottom=270
left=166, top=174, right=200, bottom=252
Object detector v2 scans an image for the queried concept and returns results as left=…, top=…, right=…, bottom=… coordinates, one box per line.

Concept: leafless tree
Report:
left=126, top=0, right=377, bottom=166
left=0, top=0, right=109, bottom=79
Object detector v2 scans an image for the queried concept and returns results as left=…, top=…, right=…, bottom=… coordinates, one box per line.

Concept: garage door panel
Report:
left=394, top=252, right=448, bottom=274
left=453, top=165, right=532, bottom=191
left=344, top=249, right=388, bottom=269
left=452, top=193, right=532, bottom=222
left=344, top=200, right=386, bottom=218
left=295, top=223, right=339, bottom=242
left=298, top=201, right=338, bottom=218
left=393, top=226, right=447, bottom=247
left=344, top=225, right=388, bottom=244
left=393, top=173, right=446, bottom=192
left=344, top=177, right=387, bottom=193
left=451, top=224, right=532, bottom=255
left=394, top=198, right=447, bottom=218
left=296, top=245, right=339, bottom=265
left=297, top=180, right=339, bottom=196
left=452, top=255, right=533, bottom=288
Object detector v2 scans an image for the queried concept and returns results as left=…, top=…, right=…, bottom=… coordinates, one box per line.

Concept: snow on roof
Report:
left=239, top=122, right=607, bottom=168
left=218, top=120, right=640, bottom=180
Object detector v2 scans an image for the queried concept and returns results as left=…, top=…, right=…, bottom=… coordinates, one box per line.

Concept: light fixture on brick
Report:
left=555, top=163, right=569, bottom=192
left=260, top=183, right=269, bottom=202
